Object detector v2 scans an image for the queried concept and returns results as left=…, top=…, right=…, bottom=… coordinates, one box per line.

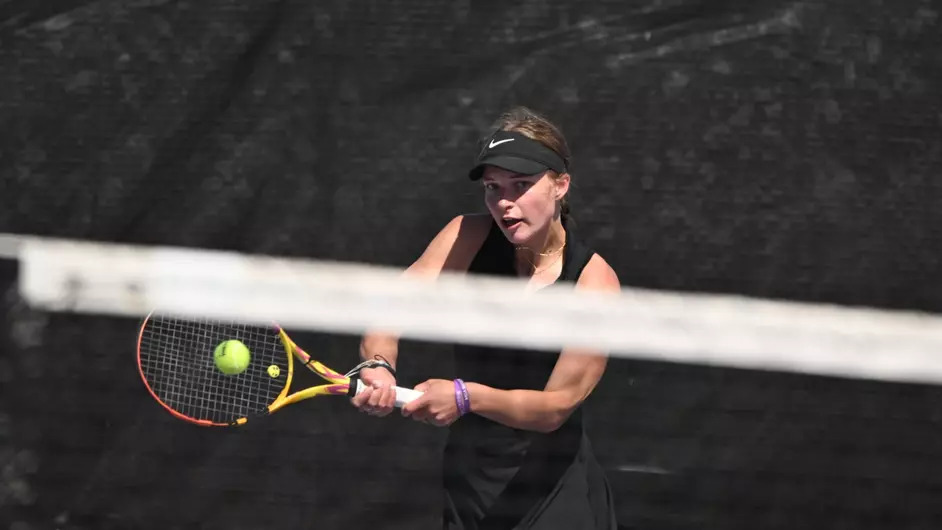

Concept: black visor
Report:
left=468, top=130, right=567, bottom=181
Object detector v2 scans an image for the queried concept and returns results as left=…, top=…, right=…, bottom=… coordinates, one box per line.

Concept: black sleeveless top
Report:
left=442, top=216, right=618, bottom=530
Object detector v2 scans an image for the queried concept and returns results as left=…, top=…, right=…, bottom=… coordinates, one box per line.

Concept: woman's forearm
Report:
left=465, top=382, right=578, bottom=433
left=359, top=332, right=400, bottom=367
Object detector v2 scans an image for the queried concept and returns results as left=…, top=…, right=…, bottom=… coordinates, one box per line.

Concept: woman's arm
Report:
left=353, top=215, right=490, bottom=415
left=466, top=343, right=609, bottom=433
left=402, top=255, right=621, bottom=431
left=357, top=214, right=490, bottom=364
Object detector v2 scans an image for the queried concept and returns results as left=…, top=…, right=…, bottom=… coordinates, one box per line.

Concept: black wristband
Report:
left=345, top=355, right=396, bottom=379
left=367, top=361, right=396, bottom=378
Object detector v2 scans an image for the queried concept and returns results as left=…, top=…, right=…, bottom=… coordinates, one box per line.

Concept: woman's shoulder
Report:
left=575, top=252, right=621, bottom=293
left=457, top=212, right=494, bottom=233
left=442, top=214, right=494, bottom=270
left=436, top=213, right=493, bottom=247
left=409, top=213, right=494, bottom=275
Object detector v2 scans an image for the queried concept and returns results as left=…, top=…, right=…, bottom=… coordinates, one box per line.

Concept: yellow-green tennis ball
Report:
left=213, top=340, right=251, bottom=375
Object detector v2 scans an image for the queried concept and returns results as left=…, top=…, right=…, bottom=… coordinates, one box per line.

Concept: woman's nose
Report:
left=496, top=196, right=515, bottom=209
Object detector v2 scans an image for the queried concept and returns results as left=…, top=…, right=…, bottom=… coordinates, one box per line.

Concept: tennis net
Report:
left=2, top=231, right=942, bottom=385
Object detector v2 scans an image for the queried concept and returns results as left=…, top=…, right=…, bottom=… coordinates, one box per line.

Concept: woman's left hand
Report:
left=401, top=379, right=463, bottom=427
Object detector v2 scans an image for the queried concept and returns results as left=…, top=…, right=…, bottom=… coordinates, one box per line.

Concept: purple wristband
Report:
left=455, top=379, right=468, bottom=416
left=454, top=379, right=471, bottom=416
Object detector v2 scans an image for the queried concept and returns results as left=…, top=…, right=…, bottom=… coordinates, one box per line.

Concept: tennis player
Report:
left=352, top=107, right=620, bottom=529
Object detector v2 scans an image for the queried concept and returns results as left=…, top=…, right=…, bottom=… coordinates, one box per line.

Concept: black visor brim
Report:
left=468, top=156, right=550, bottom=181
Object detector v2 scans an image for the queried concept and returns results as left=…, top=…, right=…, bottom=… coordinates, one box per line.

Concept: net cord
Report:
left=4, top=232, right=942, bottom=385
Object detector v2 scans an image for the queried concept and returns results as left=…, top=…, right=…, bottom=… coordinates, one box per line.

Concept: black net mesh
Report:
left=2, top=0, right=942, bottom=528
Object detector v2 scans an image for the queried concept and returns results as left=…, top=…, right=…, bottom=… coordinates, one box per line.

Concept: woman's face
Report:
left=481, top=166, right=569, bottom=245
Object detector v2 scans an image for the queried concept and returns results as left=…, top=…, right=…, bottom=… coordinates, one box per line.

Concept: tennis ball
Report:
left=213, top=340, right=251, bottom=375
left=267, top=364, right=281, bottom=378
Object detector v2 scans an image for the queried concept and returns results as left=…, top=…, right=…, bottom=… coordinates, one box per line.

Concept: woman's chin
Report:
left=501, top=225, right=532, bottom=245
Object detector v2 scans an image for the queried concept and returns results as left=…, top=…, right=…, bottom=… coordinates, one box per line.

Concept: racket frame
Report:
left=137, top=313, right=362, bottom=426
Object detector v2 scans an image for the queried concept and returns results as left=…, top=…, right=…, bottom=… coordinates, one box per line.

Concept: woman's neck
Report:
left=514, top=217, right=566, bottom=273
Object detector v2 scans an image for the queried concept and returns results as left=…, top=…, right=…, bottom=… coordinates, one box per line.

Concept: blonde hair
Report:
left=490, top=106, right=572, bottom=217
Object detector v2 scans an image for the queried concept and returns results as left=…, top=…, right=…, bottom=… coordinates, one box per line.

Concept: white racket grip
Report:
left=353, top=378, right=423, bottom=408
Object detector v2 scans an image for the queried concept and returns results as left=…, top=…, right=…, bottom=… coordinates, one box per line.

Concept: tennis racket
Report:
left=136, top=311, right=421, bottom=427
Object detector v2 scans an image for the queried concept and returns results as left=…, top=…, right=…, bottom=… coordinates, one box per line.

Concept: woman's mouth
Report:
left=502, top=217, right=522, bottom=229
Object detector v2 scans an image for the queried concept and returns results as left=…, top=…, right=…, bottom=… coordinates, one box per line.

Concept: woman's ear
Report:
left=554, top=172, right=571, bottom=200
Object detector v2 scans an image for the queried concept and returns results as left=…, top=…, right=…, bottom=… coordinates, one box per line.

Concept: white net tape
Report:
left=3, top=232, right=942, bottom=385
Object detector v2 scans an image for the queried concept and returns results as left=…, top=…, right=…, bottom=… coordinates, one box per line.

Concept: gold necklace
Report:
left=515, top=239, right=566, bottom=257
left=531, top=252, right=563, bottom=274
left=517, top=243, right=566, bottom=274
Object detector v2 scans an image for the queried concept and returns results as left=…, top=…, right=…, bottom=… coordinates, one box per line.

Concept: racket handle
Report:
left=350, top=377, right=423, bottom=408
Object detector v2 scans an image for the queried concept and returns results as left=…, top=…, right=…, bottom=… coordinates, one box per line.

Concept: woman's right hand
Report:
left=350, top=367, right=398, bottom=417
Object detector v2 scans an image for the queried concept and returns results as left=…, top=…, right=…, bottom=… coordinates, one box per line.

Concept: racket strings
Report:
left=139, top=315, right=289, bottom=424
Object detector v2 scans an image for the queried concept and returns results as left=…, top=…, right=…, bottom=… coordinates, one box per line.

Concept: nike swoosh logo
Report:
left=488, top=138, right=514, bottom=148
